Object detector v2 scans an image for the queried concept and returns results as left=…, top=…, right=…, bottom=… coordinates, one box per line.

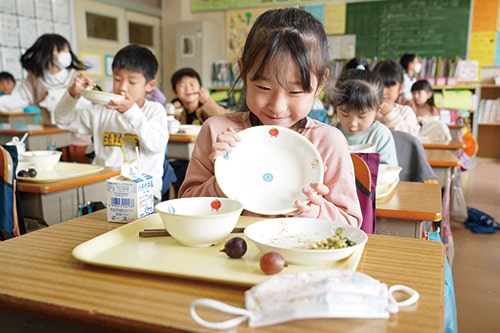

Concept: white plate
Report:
left=244, top=218, right=367, bottom=265
left=214, top=126, right=324, bottom=215
left=80, top=89, right=124, bottom=105
left=348, top=143, right=376, bottom=153
left=16, top=162, right=104, bottom=182
left=376, top=180, right=398, bottom=200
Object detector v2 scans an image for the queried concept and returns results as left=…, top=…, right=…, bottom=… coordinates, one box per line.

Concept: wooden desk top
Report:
left=421, top=139, right=464, bottom=150
left=0, top=111, right=36, bottom=117
left=0, top=124, right=68, bottom=135
left=17, top=166, right=120, bottom=194
left=376, top=181, right=442, bottom=221
left=425, top=149, right=461, bottom=168
left=0, top=210, right=444, bottom=333
left=169, top=133, right=197, bottom=143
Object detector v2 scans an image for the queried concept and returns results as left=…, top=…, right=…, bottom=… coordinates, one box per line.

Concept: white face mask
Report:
left=190, top=269, right=419, bottom=329
left=54, top=52, right=72, bottom=69
left=414, top=62, right=422, bottom=74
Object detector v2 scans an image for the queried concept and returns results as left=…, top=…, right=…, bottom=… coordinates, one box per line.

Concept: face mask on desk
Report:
left=54, top=52, right=72, bottom=69
left=190, top=269, right=420, bottom=329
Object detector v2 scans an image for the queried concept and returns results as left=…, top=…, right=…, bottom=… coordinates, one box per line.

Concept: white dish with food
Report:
left=244, top=218, right=367, bottom=265
left=214, top=126, right=324, bottom=215
left=80, top=88, right=125, bottom=105
left=348, top=143, right=376, bottom=153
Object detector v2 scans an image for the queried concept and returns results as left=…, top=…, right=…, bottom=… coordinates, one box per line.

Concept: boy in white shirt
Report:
left=54, top=45, right=168, bottom=200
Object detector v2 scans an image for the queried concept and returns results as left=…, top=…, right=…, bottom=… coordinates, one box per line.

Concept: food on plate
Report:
left=259, top=251, right=287, bottom=275
left=308, top=227, right=356, bottom=250
left=220, top=236, right=247, bottom=259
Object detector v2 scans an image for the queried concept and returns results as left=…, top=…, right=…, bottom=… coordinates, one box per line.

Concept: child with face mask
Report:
left=0, top=34, right=92, bottom=163
left=399, top=53, right=422, bottom=106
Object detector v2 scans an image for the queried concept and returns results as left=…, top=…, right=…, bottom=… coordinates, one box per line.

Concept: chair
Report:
left=392, top=130, right=438, bottom=182
left=350, top=153, right=380, bottom=234
left=0, top=145, right=26, bottom=239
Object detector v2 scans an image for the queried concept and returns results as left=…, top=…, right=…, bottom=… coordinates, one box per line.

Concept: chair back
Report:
left=392, top=130, right=437, bottom=182
left=350, top=153, right=379, bottom=234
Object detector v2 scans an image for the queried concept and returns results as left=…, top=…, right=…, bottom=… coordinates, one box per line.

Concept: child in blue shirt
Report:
left=329, top=68, right=398, bottom=166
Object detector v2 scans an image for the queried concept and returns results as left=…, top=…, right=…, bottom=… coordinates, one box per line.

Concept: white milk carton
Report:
left=106, top=171, right=154, bottom=223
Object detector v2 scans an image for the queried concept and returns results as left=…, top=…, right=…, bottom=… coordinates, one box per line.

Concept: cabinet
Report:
left=476, top=84, right=500, bottom=158
left=175, top=21, right=221, bottom=88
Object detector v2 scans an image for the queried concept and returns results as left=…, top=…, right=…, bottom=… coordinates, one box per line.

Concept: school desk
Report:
left=375, top=181, right=442, bottom=239
left=167, top=132, right=197, bottom=160
left=421, top=138, right=464, bottom=151
left=0, top=124, right=71, bottom=150
left=0, top=209, right=445, bottom=333
left=0, top=111, right=37, bottom=124
left=18, top=165, right=120, bottom=226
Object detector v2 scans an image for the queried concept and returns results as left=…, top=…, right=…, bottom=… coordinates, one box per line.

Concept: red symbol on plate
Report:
left=211, top=199, right=222, bottom=211
left=268, top=127, right=279, bottom=138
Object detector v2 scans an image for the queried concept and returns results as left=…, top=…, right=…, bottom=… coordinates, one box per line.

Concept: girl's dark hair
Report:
left=112, top=44, right=158, bottom=82
left=170, top=67, right=202, bottom=91
left=20, top=34, right=87, bottom=77
left=373, top=59, right=404, bottom=87
left=343, top=57, right=370, bottom=72
left=399, top=53, right=416, bottom=72
left=411, top=79, right=436, bottom=107
left=329, top=68, right=384, bottom=114
left=240, top=7, right=330, bottom=93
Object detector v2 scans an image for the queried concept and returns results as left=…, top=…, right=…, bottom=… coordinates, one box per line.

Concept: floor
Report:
left=23, top=158, right=500, bottom=332
left=449, top=157, right=500, bottom=333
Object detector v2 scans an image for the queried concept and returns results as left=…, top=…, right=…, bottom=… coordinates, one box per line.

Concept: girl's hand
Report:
left=69, top=74, right=95, bottom=98
left=293, top=182, right=330, bottom=214
left=106, top=92, right=135, bottom=113
left=209, top=127, right=241, bottom=162
left=379, top=100, right=394, bottom=116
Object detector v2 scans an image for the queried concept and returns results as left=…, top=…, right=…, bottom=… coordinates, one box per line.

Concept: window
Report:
left=128, top=22, right=153, bottom=47
left=85, top=12, right=118, bottom=41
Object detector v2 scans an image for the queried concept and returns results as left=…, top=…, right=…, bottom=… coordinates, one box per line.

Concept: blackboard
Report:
left=346, top=0, right=471, bottom=59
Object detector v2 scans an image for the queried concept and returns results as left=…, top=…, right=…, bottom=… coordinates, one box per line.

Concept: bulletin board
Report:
left=346, top=0, right=471, bottom=59
left=0, top=0, right=74, bottom=80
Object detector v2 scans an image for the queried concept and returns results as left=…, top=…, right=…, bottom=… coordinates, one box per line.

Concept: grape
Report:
left=28, top=168, right=37, bottom=177
left=259, top=251, right=287, bottom=275
left=220, top=236, right=247, bottom=259
left=17, top=170, right=29, bottom=177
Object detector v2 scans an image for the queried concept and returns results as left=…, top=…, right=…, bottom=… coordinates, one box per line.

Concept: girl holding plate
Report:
left=178, top=8, right=362, bottom=228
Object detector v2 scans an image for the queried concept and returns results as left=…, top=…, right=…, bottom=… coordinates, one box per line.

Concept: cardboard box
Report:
left=107, top=174, right=154, bottom=223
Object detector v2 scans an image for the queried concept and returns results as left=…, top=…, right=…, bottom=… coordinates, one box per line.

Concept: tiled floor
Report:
left=449, top=157, right=500, bottom=332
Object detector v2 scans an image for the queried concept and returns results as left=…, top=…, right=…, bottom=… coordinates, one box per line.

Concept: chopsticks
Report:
left=139, top=227, right=245, bottom=238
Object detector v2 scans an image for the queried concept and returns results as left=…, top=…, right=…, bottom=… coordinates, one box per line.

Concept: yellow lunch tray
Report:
left=72, top=214, right=365, bottom=287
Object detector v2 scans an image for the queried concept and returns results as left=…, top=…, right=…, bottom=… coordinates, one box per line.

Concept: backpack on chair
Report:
left=1, top=145, right=26, bottom=239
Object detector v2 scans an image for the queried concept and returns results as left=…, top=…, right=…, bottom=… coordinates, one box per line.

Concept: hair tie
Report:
left=356, top=65, right=366, bottom=71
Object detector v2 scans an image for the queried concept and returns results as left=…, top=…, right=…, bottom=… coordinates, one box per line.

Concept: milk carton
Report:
left=106, top=171, right=154, bottom=223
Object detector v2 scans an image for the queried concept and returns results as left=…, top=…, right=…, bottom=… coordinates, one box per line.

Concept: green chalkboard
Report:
left=346, top=0, right=471, bottom=59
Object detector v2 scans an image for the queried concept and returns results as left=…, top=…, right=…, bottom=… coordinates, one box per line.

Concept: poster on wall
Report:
left=80, top=52, right=103, bottom=76
left=328, top=34, right=355, bottom=60
left=226, top=7, right=268, bottom=66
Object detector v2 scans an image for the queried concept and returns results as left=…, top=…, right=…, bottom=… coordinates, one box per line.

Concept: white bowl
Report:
left=80, top=88, right=125, bottom=105
left=155, top=197, right=244, bottom=247
left=178, top=124, right=201, bottom=135
left=349, top=143, right=376, bottom=153
left=16, top=161, right=35, bottom=174
left=377, top=164, right=402, bottom=186
left=244, top=218, right=367, bottom=265
left=21, top=150, right=62, bottom=169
